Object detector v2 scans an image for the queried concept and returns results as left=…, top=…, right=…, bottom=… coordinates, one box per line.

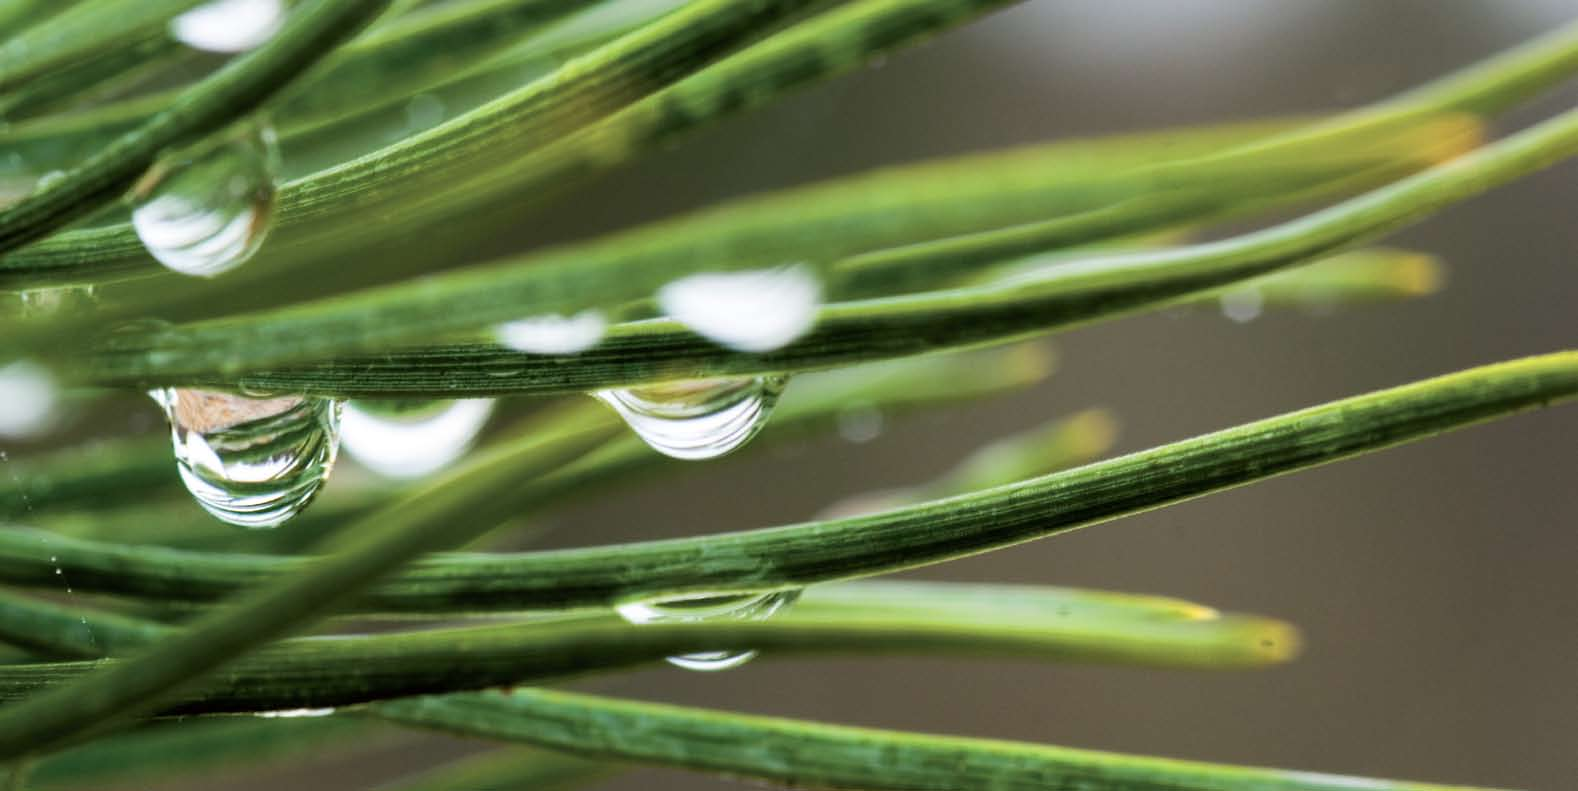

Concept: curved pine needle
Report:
left=0, top=583, right=1297, bottom=714
left=1, top=352, right=1573, bottom=612
left=2, top=344, right=1049, bottom=525
left=0, top=0, right=201, bottom=92
left=0, top=0, right=611, bottom=174
left=0, top=0, right=853, bottom=285
left=14, top=718, right=380, bottom=789
left=378, top=688, right=1508, bottom=791
left=0, top=0, right=396, bottom=253
left=82, top=105, right=1578, bottom=396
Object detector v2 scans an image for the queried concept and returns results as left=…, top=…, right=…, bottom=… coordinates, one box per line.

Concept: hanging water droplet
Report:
left=0, top=361, right=58, bottom=440
left=493, top=310, right=606, bottom=354
left=171, top=0, right=285, bottom=53
left=657, top=264, right=822, bottom=352
left=151, top=389, right=341, bottom=529
left=131, top=123, right=279, bottom=278
left=594, top=375, right=786, bottom=460
left=340, top=399, right=494, bottom=479
left=616, top=590, right=801, bottom=671
left=1219, top=287, right=1264, bottom=323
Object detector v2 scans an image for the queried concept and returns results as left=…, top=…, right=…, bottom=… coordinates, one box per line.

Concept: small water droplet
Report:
left=340, top=399, right=494, bottom=479
left=254, top=707, right=336, bottom=718
left=835, top=406, right=883, bottom=444
left=0, top=361, right=58, bottom=439
left=403, top=93, right=447, bottom=132
left=171, top=0, right=285, bottom=53
left=151, top=389, right=341, bottom=529
left=657, top=264, right=821, bottom=352
left=594, top=375, right=786, bottom=460
left=616, top=590, right=800, bottom=671
left=17, top=285, right=96, bottom=318
left=32, top=170, right=66, bottom=194
left=1219, top=287, right=1264, bottom=323
left=493, top=310, right=606, bottom=354
left=131, top=123, right=279, bottom=278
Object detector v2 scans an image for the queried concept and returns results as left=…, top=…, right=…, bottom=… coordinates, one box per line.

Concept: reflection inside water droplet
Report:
left=340, top=399, right=494, bottom=479
left=131, top=123, right=279, bottom=278
left=594, top=375, right=786, bottom=460
left=494, top=311, right=607, bottom=355
left=616, top=590, right=801, bottom=671
left=151, top=389, right=341, bottom=528
left=171, top=0, right=285, bottom=53
left=657, top=264, right=822, bottom=352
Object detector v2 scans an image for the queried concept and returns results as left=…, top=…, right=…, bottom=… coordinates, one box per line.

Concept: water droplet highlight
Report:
left=151, top=389, right=341, bottom=528
left=171, top=0, right=285, bottom=53
left=255, top=707, right=337, bottom=718
left=657, top=264, right=822, bottom=352
left=594, top=375, right=786, bottom=460
left=131, top=123, right=279, bottom=278
left=1219, top=287, right=1264, bottom=323
left=340, top=399, right=494, bottom=479
left=494, top=310, right=606, bottom=354
left=0, top=361, right=58, bottom=439
left=616, top=590, right=800, bottom=671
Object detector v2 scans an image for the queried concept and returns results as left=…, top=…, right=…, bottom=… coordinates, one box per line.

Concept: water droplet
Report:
left=340, top=399, right=494, bottom=479
left=595, top=375, right=786, bottom=460
left=494, top=310, right=606, bottom=354
left=616, top=590, right=800, bottom=671
left=254, top=707, right=337, bottom=718
left=403, top=93, right=447, bottom=132
left=1219, top=287, right=1264, bottom=323
left=131, top=123, right=279, bottom=278
left=17, top=285, right=96, bottom=318
left=657, top=264, right=822, bottom=352
left=0, top=361, right=58, bottom=439
left=151, top=389, right=341, bottom=529
left=835, top=406, right=883, bottom=444
left=171, top=0, right=285, bottom=53
left=32, top=170, right=66, bottom=194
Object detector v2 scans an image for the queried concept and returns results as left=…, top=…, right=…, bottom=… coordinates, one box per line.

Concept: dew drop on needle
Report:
left=150, top=389, right=341, bottom=528
left=595, top=375, right=787, bottom=460
left=617, top=590, right=801, bottom=671
left=131, top=123, right=280, bottom=278
left=340, top=399, right=494, bottom=479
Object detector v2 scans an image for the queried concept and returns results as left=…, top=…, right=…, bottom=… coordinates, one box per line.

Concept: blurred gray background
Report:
left=218, top=1, right=1578, bottom=789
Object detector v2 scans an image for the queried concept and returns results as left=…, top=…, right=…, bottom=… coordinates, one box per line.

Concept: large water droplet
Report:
left=131, top=123, right=279, bottom=278
left=340, top=399, right=494, bottom=479
left=657, top=264, right=822, bottom=352
left=0, top=361, right=58, bottom=440
left=594, top=375, right=786, bottom=460
left=616, top=590, right=800, bottom=671
left=151, top=389, right=341, bottom=529
left=171, top=0, right=285, bottom=53
left=494, top=310, right=606, bottom=354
